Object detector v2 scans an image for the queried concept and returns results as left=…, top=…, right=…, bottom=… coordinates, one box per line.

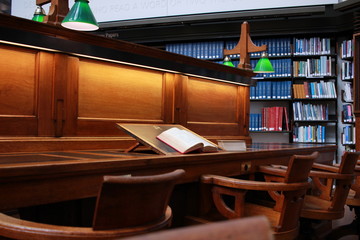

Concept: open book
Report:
left=156, top=127, right=218, bottom=153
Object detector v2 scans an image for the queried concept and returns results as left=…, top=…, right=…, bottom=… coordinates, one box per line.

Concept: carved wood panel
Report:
left=74, top=59, right=175, bottom=136
left=0, top=44, right=251, bottom=147
left=178, top=75, right=249, bottom=137
left=0, top=45, right=39, bottom=136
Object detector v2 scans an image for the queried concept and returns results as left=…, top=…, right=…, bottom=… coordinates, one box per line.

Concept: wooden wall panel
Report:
left=0, top=43, right=250, bottom=148
left=179, top=76, right=249, bottom=138
left=0, top=45, right=39, bottom=136
left=187, top=78, right=238, bottom=123
left=75, top=59, right=174, bottom=136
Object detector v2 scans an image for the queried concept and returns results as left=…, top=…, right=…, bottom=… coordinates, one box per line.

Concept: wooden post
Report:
left=223, top=22, right=267, bottom=70
left=36, top=0, right=69, bottom=26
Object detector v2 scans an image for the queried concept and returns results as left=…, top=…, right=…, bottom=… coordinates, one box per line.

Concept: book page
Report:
left=157, top=127, right=204, bottom=153
left=178, top=129, right=218, bottom=152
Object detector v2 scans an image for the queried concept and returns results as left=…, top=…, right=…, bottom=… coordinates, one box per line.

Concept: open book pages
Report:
left=156, top=127, right=218, bottom=154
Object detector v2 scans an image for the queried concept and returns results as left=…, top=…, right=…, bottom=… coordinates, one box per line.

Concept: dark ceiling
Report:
left=95, top=1, right=360, bottom=47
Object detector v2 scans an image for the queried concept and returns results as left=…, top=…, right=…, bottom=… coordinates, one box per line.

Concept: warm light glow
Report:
left=0, top=40, right=249, bottom=86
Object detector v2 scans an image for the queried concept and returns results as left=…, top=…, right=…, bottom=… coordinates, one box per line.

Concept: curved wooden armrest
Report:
left=309, top=170, right=355, bottom=180
left=258, top=165, right=287, bottom=177
left=0, top=209, right=172, bottom=240
left=201, top=174, right=310, bottom=191
left=312, top=163, right=339, bottom=173
left=0, top=213, right=95, bottom=237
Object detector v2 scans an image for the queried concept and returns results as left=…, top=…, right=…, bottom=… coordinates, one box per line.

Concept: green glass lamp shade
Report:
left=253, top=52, right=274, bottom=73
left=61, top=0, right=99, bottom=31
left=32, top=6, right=46, bottom=22
left=223, top=56, right=235, bottom=67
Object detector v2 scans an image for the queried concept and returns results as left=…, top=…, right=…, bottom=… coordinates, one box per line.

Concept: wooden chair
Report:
left=0, top=169, right=185, bottom=240
left=299, top=151, right=360, bottom=239
left=121, top=216, right=273, bottom=240
left=325, top=156, right=360, bottom=239
left=189, top=152, right=318, bottom=240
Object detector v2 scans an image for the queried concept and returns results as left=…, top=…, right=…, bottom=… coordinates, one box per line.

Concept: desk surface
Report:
left=0, top=143, right=336, bottom=210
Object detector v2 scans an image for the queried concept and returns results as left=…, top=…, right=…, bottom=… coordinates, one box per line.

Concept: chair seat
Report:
left=301, top=188, right=344, bottom=220
left=244, top=203, right=280, bottom=227
left=245, top=203, right=299, bottom=240
left=303, top=195, right=332, bottom=211
left=346, top=189, right=360, bottom=206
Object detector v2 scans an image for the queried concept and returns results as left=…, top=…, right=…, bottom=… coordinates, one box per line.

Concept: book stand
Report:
left=117, top=123, right=219, bottom=155
left=124, top=142, right=143, bottom=153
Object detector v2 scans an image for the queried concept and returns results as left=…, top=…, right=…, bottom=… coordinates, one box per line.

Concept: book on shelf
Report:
left=293, top=124, right=326, bottom=143
left=293, top=102, right=329, bottom=121
left=156, top=127, right=218, bottom=154
left=293, top=56, right=333, bottom=77
left=343, top=104, right=355, bottom=123
left=250, top=106, right=289, bottom=132
left=165, top=41, right=224, bottom=60
left=343, top=83, right=353, bottom=102
left=294, top=37, right=331, bottom=55
left=341, top=39, right=353, bottom=58
left=250, top=81, right=291, bottom=100
left=293, top=81, right=336, bottom=99
left=342, top=125, right=356, bottom=145
left=341, top=61, right=354, bottom=80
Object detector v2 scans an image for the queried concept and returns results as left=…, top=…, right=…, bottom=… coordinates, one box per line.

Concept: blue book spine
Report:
left=218, top=41, right=223, bottom=59
left=255, top=82, right=259, bottom=99
left=262, top=81, right=266, bottom=99
left=287, top=81, right=292, bottom=99
left=203, top=42, right=209, bottom=59
left=258, top=113, right=262, bottom=131
left=276, top=39, right=281, bottom=56
left=266, top=81, right=272, bottom=99
left=250, top=86, right=255, bottom=100
left=249, top=114, right=254, bottom=131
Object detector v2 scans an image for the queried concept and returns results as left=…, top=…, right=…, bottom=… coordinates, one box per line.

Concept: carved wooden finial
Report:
left=36, top=0, right=69, bottom=26
left=223, top=21, right=267, bottom=70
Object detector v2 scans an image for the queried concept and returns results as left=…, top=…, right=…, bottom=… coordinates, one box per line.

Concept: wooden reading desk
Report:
left=0, top=143, right=336, bottom=211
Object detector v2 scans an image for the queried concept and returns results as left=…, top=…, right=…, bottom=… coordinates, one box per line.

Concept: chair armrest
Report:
left=312, top=163, right=339, bottom=173
left=0, top=213, right=95, bottom=239
left=258, top=165, right=287, bottom=177
left=309, top=170, right=354, bottom=180
left=201, top=174, right=310, bottom=191
left=0, top=210, right=172, bottom=239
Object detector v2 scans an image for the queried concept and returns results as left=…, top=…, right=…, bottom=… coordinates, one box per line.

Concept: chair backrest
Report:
left=120, top=216, right=273, bottom=240
left=331, top=152, right=359, bottom=211
left=304, top=151, right=360, bottom=220
left=284, top=151, right=319, bottom=183
left=266, top=152, right=318, bottom=234
left=351, top=163, right=360, bottom=199
left=92, top=169, right=185, bottom=230
left=338, top=152, right=359, bottom=173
